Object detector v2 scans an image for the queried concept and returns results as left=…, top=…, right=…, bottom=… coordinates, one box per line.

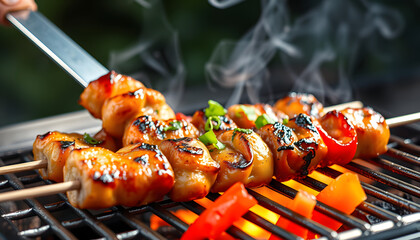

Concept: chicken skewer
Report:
left=0, top=73, right=416, bottom=197
left=0, top=95, right=415, bottom=177
left=0, top=135, right=224, bottom=208
left=0, top=109, right=412, bottom=205
left=0, top=129, right=119, bottom=176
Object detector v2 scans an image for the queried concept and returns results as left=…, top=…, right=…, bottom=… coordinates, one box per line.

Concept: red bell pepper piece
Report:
left=316, top=110, right=358, bottom=167
left=310, top=172, right=367, bottom=237
left=181, top=182, right=257, bottom=240
left=269, top=190, right=316, bottom=240
left=176, top=112, right=192, bottom=122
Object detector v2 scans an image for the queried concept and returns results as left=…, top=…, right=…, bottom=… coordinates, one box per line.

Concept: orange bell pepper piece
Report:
left=269, top=190, right=316, bottom=240
left=311, top=172, right=367, bottom=234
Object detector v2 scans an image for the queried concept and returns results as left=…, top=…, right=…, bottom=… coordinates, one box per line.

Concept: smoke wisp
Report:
left=207, top=0, right=404, bottom=106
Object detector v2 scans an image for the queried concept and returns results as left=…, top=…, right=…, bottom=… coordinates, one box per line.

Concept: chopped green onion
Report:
left=240, top=105, right=258, bottom=121
left=205, top=116, right=222, bottom=131
left=255, top=114, right=275, bottom=129
left=214, top=141, right=226, bottom=150
left=199, top=130, right=226, bottom=150
left=205, top=100, right=227, bottom=117
left=233, top=128, right=253, bottom=134
left=283, top=118, right=289, bottom=125
left=163, top=121, right=183, bottom=131
left=83, top=133, right=103, bottom=145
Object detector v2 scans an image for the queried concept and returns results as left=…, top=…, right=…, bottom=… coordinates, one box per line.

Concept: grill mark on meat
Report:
left=134, top=154, right=149, bottom=166
left=60, top=141, right=75, bottom=150
left=133, top=116, right=165, bottom=139
left=293, top=113, right=317, bottom=132
left=293, top=138, right=318, bottom=176
left=93, top=170, right=116, bottom=187
left=39, top=131, right=52, bottom=140
left=167, top=138, right=204, bottom=155
left=273, top=122, right=294, bottom=144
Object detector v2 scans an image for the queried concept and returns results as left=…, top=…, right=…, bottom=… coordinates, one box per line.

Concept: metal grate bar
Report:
left=2, top=201, right=67, bottom=221
left=387, top=147, right=420, bottom=166
left=206, top=192, right=301, bottom=240
left=181, top=200, right=256, bottom=240
left=18, top=174, right=43, bottom=184
left=114, top=230, right=141, bottom=240
left=345, top=162, right=420, bottom=198
left=43, top=176, right=120, bottom=240
left=352, top=221, right=420, bottom=240
left=318, top=167, right=420, bottom=212
left=61, top=195, right=119, bottom=239
left=0, top=180, right=8, bottom=189
left=112, top=206, right=166, bottom=240
left=148, top=203, right=189, bottom=233
left=0, top=174, right=41, bottom=191
left=0, top=160, right=77, bottom=240
left=1, top=154, right=121, bottom=240
left=357, top=202, right=402, bottom=224
left=19, top=225, right=50, bottom=238
left=363, top=158, right=420, bottom=182
left=247, top=187, right=338, bottom=240
left=389, top=135, right=420, bottom=153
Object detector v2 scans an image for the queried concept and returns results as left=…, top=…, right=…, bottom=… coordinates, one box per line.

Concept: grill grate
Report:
left=1, top=120, right=420, bottom=239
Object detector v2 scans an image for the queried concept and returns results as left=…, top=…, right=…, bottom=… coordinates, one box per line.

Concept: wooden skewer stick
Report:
left=324, top=101, right=363, bottom=112
left=386, top=112, right=420, bottom=128
left=0, top=180, right=80, bottom=202
left=0, top=159, right=47, bottom=175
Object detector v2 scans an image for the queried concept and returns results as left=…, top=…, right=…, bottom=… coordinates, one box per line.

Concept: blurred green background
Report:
left=0, top=0, right=263, bottom=126
left=0, top=0, right=420, bottom=127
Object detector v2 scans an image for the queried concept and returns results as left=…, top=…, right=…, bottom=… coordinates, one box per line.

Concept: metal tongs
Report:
left=0, top=0, right=108, bottom=87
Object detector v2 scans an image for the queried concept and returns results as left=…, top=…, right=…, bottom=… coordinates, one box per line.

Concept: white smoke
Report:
left=109, top=0, right=185, bottom=108
left=207, top=0, right=404, bottom=105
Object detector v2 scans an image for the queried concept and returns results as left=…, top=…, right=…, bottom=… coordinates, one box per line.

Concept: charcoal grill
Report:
left=0, top=110, right=419, bottom=240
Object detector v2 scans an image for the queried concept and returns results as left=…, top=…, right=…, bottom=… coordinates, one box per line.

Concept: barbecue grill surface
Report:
left=0, top=112, right=420, bottom=240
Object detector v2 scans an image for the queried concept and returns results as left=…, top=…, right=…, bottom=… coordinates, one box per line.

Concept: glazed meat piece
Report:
left=33, top=130, right=119, bottom=182
left=64, top=146, right=174, bottom=209
left=257, top=114, right=327, bottom=182
left=208, top=129, right=274, bottom=192
left=273, top=92, right=324, bottom=118
left=191, top=110, right=237, bottom=135
left=33, top=131, right=90, bottom=182
left=79, top=71, right=144, bottom=119
left=341, top=107, right=390, bottom=158
left=123, top=115, right=200, bottom=146
left=227, top=103, right=288, bottom=129
left=116, top=143, right=175, bottom=205
left=102, top=88, right=175, bottom=138
left=159, top=137, right=220, bottom=202
left=93, top=128, right=121, bottom=152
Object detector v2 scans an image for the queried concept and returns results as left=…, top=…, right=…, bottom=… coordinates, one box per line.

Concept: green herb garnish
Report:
left=240, top=105, right=257, bottom=121
left=199, top=130, right=226, bottom=150
left=233, top=128, right=253, bottom=134
left=205, top=116, right=222, bottom=131
left=83, top=133, right=103, bottom=145
left=163, top=121, right=183, bottom=131
left=283, top=118, right=289, bottom=125
left=255, top=114, right=276, bottom=129
left=205, top=100, right=227, bottom=117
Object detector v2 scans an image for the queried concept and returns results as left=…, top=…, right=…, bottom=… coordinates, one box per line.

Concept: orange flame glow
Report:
left=150, top=167, right=362, bottom=239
